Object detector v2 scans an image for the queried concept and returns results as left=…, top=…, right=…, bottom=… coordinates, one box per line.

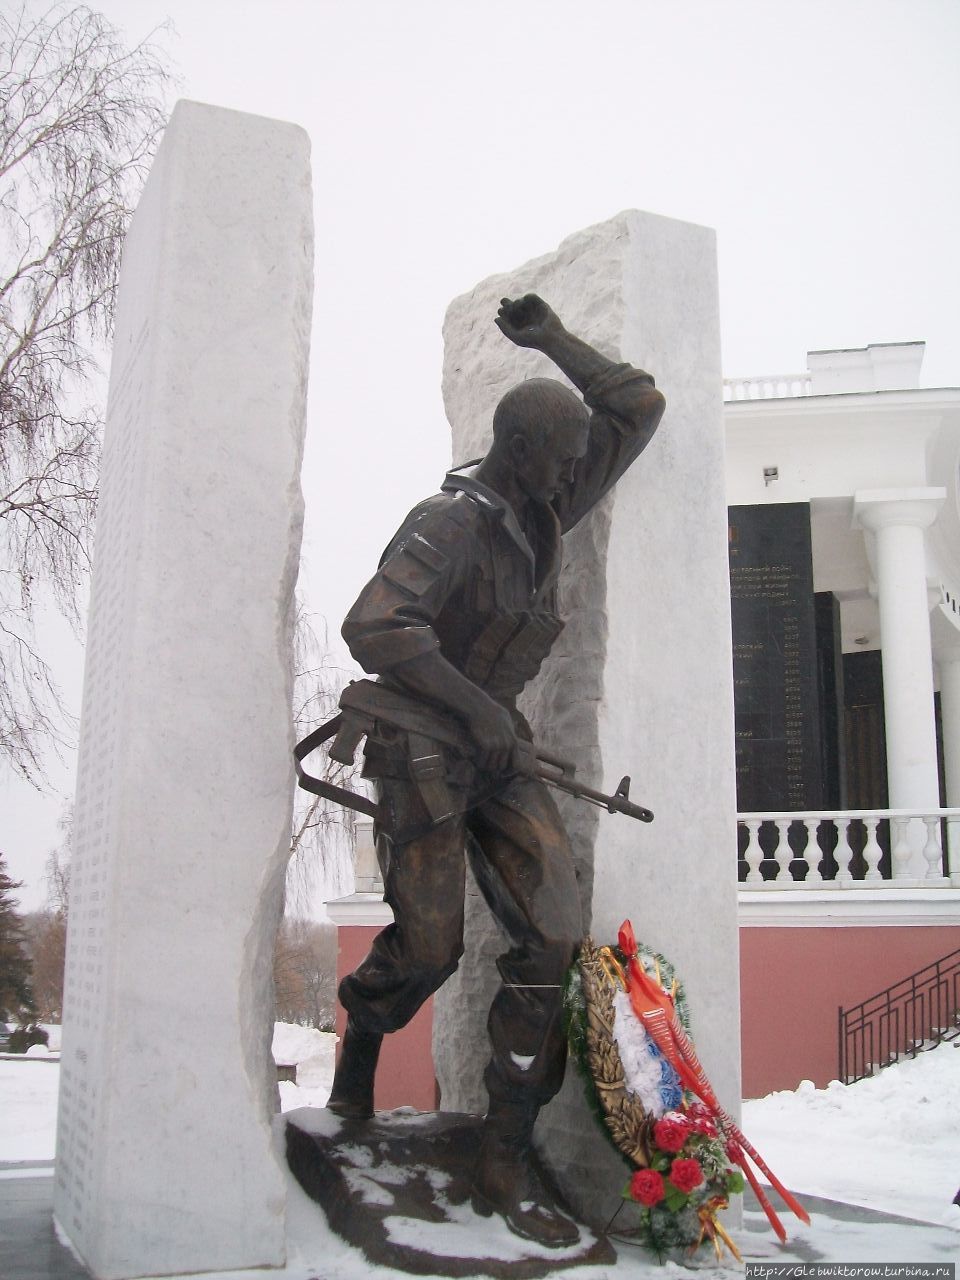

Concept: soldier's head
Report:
left=491, top=379, right=589, bottom=503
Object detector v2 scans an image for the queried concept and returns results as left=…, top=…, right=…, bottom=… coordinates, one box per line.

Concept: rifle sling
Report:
left=294, top=713, right=382, bottom=822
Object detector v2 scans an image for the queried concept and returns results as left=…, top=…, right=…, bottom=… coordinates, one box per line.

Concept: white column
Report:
left=854, top=489, right=945, bottom=880
left=938, top=649, right=960, bottom=883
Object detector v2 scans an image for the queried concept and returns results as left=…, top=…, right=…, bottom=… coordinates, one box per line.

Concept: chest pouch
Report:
left=464, top=610, right=564, bottom=693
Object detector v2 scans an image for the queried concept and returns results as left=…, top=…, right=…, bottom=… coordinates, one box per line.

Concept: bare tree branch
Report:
left=285, top=608, right=360, bottom=916
left=0, top=3, right=174, bottom=783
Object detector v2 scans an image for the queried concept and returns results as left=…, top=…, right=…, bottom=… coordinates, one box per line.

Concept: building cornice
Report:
left=738, top=887, right=960, bottom=928
left=325, top=893, right=392, bottom=927
left=725, top=387, right=960, bottom=419
left=330, top=889, right=960, bottom=930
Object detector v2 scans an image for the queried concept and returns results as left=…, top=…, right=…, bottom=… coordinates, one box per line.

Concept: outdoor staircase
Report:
left=838, top=947, right=960, bottom=1083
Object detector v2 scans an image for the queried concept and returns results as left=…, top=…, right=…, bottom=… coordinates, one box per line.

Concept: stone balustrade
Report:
left=738, top=808, right=960, bottom=888
left=723, top=372, right=813, bottom=400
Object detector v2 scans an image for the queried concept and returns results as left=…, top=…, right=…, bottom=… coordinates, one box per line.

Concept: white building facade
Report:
left=726, top=343, right=960, bottom=1093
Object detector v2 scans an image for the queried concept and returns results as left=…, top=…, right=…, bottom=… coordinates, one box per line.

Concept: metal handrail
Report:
left=838, top=947, right=960, bottom=1083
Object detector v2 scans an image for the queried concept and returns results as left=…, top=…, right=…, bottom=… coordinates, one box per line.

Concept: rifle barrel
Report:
left=538, top=770, right=654, bottom=823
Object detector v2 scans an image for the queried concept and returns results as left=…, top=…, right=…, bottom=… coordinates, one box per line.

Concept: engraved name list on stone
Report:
left=54, top=101, right=313, bottom=1279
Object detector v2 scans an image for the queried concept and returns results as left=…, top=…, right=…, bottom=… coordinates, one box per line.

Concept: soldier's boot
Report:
left=325, top=1019, right=382, bottom=1120
left=471, top=1098, right=580, bottom=1248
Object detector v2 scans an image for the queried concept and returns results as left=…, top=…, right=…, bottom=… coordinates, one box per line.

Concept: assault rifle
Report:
left=294, top=678, right=654, bottom=827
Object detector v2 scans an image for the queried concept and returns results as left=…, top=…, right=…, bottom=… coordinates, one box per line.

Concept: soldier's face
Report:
left=512, top=415, right=589, bottom=502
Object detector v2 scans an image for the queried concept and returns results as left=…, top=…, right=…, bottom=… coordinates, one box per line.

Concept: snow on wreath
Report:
left=564, top=919, right=810, bottom=1261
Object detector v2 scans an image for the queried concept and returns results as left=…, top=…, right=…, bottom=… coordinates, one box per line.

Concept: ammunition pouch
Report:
left=463, top=610, right=564, bottom=699
left=406, top=731, right=459, bottom=825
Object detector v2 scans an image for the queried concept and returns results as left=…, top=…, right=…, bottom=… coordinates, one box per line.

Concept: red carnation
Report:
left=653, top=1116, right=688, bottom=1153
left=630, top=1168, right=665, bottom=1207
left=669, top=1158, right=704, bottom=1194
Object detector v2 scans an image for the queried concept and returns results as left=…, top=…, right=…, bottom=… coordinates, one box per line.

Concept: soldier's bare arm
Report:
left=496, top=293, right=667, bottom=531
left=496, top=293, right=665, bottom=437
left=495, top=294, right=611, bottom=388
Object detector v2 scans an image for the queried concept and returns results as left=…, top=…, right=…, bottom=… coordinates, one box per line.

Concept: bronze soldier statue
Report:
left=326, top=293, right=665, bottom=1246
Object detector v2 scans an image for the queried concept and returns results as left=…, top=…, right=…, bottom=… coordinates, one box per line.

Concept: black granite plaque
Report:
left=729, top=504, right=823, bottom=812
left=843, top=649, right=887, bottom=809
left=816, top=592, right=846, bottom=810
left=842, top=649, right=890, bottom=878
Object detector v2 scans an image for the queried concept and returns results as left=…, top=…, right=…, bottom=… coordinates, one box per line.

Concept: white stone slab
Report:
left=53, top=100, right=312, bottom=1278
left=434, top=210, right=740, bottom=1226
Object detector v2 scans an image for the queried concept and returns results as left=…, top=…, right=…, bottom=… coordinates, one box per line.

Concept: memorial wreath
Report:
left=565, top=920, right=810, bottom=1261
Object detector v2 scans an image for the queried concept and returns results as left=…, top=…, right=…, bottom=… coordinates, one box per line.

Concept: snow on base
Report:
left=381, top=1201, right=596, bottom=1264
left=743, top=1040, right=960, bottom=1230
left=281, top=1150, right=657, bottom=1280
left=283, top=1107, right=611, bottom=1267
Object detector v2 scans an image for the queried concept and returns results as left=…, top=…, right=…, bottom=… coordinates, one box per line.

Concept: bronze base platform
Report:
left=285, top=1106, right=616, bottom=1278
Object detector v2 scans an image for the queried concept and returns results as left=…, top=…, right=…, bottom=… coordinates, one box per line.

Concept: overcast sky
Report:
left=4, top=0, right=960, bottom=909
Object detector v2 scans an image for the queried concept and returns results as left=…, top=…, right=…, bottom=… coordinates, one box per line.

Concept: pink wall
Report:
left=336, top=920, right=959, bottom=1107
left=739, top=924, right=960, bottom=1097
left=335, top=925, right=437, bottom=1112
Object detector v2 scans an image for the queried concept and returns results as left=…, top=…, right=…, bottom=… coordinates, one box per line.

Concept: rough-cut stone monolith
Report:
left=53, top=100, right=312, bottom=1278
left=433, top=210, right=739, bottom=1228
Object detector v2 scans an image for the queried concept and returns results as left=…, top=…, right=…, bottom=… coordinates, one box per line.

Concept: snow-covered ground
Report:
left=2, top=1031, right=958, bottom=1275
left=271, top=1021, right=333, bottom=1067
left=0, top=1053, right=59, bottom=1163
left=742, top=1040, right=960, bottom=1231
left=0, top=1023, right=337, bottom=1165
